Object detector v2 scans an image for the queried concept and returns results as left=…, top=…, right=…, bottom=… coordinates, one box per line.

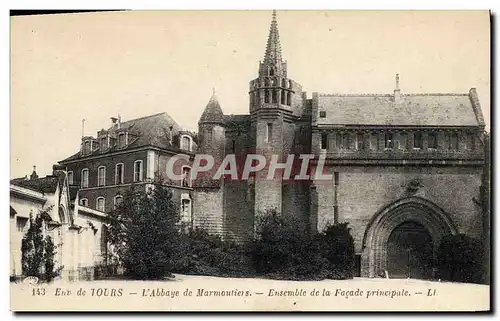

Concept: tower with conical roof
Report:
left=249, top=10, right=306, bottom=215
left=193, top=92, right=226, bottom=236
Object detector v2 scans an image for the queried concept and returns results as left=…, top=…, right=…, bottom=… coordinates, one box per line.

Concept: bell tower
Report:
left=250, top=11, right=303, bottom=215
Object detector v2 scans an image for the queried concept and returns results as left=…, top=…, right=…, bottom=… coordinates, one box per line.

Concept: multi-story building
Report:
left=58, top=113, right=196, bottom=225
left=193, top=11, right=487, bottom=278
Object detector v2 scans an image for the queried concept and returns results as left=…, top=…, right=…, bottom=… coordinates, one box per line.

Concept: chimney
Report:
left=394, top=74, right=401, bottom=104
left=30, top=165, right=38, bottom=180
left=110, top=117, right=118, bottom=127
left=117, top=115, right=122, bottom=129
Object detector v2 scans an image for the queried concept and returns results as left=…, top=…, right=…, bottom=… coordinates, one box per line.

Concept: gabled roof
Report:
left=315, top=89, right=484, bottom=127
left=199, top=94, right=225, bottom=124
left=60, top=112, right=182, bottom=162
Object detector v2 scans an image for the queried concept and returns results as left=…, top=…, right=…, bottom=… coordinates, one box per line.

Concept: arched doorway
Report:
left=387, top=221, right=433, bottom=279
left=362, top=197, right=457, bottom=278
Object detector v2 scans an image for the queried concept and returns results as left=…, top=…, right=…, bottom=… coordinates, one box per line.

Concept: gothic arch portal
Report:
left=361, top=196, right=458, bottom=278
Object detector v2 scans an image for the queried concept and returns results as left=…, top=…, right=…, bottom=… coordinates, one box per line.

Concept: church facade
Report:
left=193, top=11, right=487, bottom=278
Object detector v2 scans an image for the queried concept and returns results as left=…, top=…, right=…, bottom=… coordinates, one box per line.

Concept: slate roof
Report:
left=60, top=112, right=183, bottom=162
left=315, top=89, right=484, bottom=127
left=199, top=94, right=225, bottom=124
left=10, top=175, right=62, bottom=194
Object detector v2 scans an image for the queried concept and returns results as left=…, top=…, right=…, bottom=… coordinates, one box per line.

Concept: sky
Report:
left=10, top=10, right=490, bottom=178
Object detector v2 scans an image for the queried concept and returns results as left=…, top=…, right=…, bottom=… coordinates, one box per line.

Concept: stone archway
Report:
left=362, top=197, right=457, bottom=278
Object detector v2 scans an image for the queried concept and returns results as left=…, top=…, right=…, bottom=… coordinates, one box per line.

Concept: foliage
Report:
left=252, top=210, right=329, bottom=280
left=173, top=228, right=254, bottom=277
left=107, top=180, right=183, bottom=280
left=319, top=223, right=355, bottom=279
left=437, top=234, right=484, bottom=284
left=20, top=208, right=61, bottom=282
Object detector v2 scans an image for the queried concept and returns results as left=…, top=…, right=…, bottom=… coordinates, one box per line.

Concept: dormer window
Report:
left=118, top=132, right=127, bottom=148
left=99, top=136, right=107, bottom=151
left=428, top=132, right=438, bottom=150
left=83, top=140, right=91, bottom=154
left=180, top=135, right=192, bottom=151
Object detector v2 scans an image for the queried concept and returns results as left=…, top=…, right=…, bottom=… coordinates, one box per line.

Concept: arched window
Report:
left=96, top=197, right=105, bottom=212
left=180, top=135, right=192, bottom=151
left=97, top=166, right=106, bottom=187
left=264, top=90, right=270, bottom=103
left=81, top=168, right=89, bottom=188
left=281, top=78, right=286, bottom=87
left=288, top=80, right=293, bottom=89
left=83, top=140, right=91, bottom=154
left=272, top=90, right=278, bottom=103
left=269, top=67, right=274, bottom=76
left=287, top=91, right=292, bottom=106
left=281, top=90, right=286, bottom=104
left=67, top=171, right=74, bottom=185
left=264, top=78, right=270, bottom=87
left=181, top=166, right=192, bottom=188
left=99, top=136, right=107, bottom=151
left=180, top=194, right=192, bottom=230
left=133, top=160, right=143, bottom=182
left=80, top=198, right=89, bottom=207
left=114, top=195, right=123, bottom=209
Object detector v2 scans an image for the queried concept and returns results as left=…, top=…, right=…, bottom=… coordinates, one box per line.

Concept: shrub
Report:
left=174, top=228, right=254, bottom=277
left=320, top=223, right=355, bottom=280
left=252, top=210, right=328, bottom=280
left=437, top=234, right=484, bottom=284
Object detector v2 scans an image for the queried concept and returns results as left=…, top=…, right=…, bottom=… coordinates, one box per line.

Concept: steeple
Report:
left=258, top=10, right=287, bottom=78
left=263, top=10, right=282, bottom=64
left=199, top=92, right=225, bottom=124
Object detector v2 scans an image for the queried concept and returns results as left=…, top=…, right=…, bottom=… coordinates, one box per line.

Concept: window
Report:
left=449, top=133, right=459, bottom=150
left=115, top=163, right=124, bottom=184
left=399, top=133, right=408, bottom=150
left=96, top=197, right=105, bottom=212
left=180, top=197, right=192, bottom=227
left=385, top=133, right=394, bottom=149
left=413, top=132, right=423, bottom=149
left=97, top=166, right=106, bottom=187
left=134, top=160, right=143, bottom=182
left=118, top=133, right=127, bottom=148
left=356, top=133, right=364, bottom=150
left=336, top=133, right=350, bottom=150
left=269, top=67, right=274, bottom=76
left=231, top=139, right=236, bottom=153
left=319, top=111, right=327, bottom=118
left=321, top=133, right=328, bottom=150
left=16, top=217, right=28, bottom=232
left=272, top=90, right=278, bottom=103
left=180, top=135, right=191, bottom=151
left=67, top=171, right=74, bottom=185
left=80, top=198, right=88, bottom=207
left=83, top=140, right=91, bottom=154
left=428, top=132, right=438, bottom=149
left=281, top=90, right=286, bottom=104
left=266, top=123, right=273, bottom=143
left=100, top=137, right=107, bottom=151
left=181, top=166, right=191, bottom=187
left=264, top=90, right=270, bottom=103
left=287, top=92, right=292, bottom=106
left=81, top=169, right=89, bottom=188
left=114, top=195, right=123, bottom=209
left=369, top=133, right=379, bottom=151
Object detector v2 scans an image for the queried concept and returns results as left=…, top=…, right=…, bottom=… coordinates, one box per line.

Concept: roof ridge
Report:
left=318, top=92, right=470, bottom=97
left=121, top=112, right=166, bottom=124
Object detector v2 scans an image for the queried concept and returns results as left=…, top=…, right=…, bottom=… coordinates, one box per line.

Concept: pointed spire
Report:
left=199, top=92, right=224, bottom=124
left=263, top=10, right=282, bottom=63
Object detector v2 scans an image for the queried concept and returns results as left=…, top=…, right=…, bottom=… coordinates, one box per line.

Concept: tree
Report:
left=107, top=180, right=183, bottom=280
left=21, top=208, right=60, bottom=281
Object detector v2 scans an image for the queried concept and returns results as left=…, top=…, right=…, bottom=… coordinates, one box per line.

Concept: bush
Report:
left=320, top=223, right=355, bottom=280
left=437, top=234, right=484, bottom=284
left=252, top=210, right=328, bottom=280
left=174, top=228, right=254, bottom=277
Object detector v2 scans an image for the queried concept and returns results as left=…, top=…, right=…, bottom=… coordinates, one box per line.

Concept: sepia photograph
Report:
left=9, top=9, right=490, bottom=312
